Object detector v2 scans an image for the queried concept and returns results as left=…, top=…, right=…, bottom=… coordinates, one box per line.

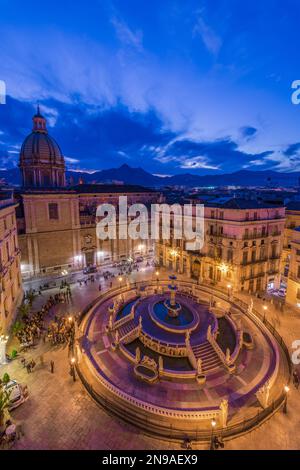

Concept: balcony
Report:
left=241, top=272, right=265, bottom=281
left=241, top=257, right=268, bottom=266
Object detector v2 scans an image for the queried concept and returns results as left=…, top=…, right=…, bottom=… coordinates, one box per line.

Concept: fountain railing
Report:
left=113, top=296, right=141, bottom=330
left=120, top=325, right=140, bottom=344
left=206, top=325, right=228, bottom=367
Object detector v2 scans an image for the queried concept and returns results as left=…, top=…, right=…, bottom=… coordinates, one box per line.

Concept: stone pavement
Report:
left=1, top=267, right=300, bottom=449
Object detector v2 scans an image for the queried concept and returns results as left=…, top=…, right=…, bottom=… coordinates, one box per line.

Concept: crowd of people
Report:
left=16, top=288, right=73, bottom=350
left=47, top=315, right=75, bottom=347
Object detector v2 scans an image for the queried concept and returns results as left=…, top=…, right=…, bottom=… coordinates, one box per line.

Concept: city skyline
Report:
left=1, top=0, right=300, bottom=176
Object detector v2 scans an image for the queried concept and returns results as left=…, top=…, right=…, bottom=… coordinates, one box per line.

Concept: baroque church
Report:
left=16, top=108, right=158, bottom=278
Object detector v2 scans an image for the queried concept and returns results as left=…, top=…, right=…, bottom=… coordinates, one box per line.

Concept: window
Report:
left=219, top=211, right=224, bottom=220
left=243, top=252, right=248, bottom=264
left=297, top=265, right=300, bottom=279
left=227, top=249, right=233, bottom=262
left=245, top=212, right=249, bottom=221
left=211, top=210, right=215, bottom=219
left=254, top=212, right=258, bottom=220
left=48, top=203, right=59, bottom=220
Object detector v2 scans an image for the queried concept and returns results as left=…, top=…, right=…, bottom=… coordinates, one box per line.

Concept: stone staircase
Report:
left=191, top=341, right=223, bottom=373
left=118, top=319, right=137, bottom=339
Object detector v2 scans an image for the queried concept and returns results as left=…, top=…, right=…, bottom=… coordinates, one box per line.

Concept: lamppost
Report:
left=118, top=276, right=123, bottom=288
left=70, top=357, right=76, bottom=382
left=210, top=418, right=216, bottom=450
left=227, top=284, right=232, bottom=298
left=263, top=305, right=268, bottom=322
left=283, top=385, right=290, bottom=414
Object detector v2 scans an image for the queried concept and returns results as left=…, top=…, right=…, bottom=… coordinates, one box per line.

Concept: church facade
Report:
left=16, top=109, right=159, bottom=278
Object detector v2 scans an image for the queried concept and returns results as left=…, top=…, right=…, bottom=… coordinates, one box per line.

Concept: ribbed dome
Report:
left=19, top=106, right=66, bottom=188
left=20, top=131, right=64, bottom=165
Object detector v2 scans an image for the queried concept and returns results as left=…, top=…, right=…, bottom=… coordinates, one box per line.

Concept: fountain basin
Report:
left=150, top=299, right=199, bottom=333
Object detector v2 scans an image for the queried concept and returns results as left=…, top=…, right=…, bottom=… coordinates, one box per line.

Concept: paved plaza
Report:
left=1, top=265, right=300, bottom=450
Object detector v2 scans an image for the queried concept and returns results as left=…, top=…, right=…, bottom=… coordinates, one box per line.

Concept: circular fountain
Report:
left=77, top=276, right=290, bottom=441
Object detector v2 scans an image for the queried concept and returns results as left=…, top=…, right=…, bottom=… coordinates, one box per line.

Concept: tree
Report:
left=2, top=373, right=10, bottom=385
left=17, top=302, right=30, bottom=321
left=12, top=320, right=24, bottom=337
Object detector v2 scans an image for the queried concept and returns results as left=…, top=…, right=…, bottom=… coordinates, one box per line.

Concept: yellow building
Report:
left=280, top=201, right=300, bottom=289
left=0, top=189, right=23, bottom=334
left=285, top=227, right=300, bottom=306
left=156, top=198, right=285, bottom=294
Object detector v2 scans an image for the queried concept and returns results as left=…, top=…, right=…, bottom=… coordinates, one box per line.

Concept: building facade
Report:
left=17, top=109, right=159, bottom=278
left=156, top=199, right=285, bottom=294
left=285, top=227, right=300, bottom=306
left=0, top=189, right=22, bottom=334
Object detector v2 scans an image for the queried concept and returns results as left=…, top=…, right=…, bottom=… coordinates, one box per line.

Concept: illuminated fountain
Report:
left=164, top=275, right=182, bottom=317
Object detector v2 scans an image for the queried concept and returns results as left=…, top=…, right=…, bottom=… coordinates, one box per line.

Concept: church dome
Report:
left=19, top=106, right=66, bottom=188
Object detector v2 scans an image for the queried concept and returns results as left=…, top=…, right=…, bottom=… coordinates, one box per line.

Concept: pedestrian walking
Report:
left=50, top=360, right=55, bottom=374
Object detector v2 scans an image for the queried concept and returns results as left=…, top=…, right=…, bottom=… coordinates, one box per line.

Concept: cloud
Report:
left=283, top=142, right=300, bottom=157
left=111, top=17, right=143, bottom=51
left=2, top=95, right=300, bottom=176
left=193, top=13, right=222, bottom=56
left=240, top=126, right=257, bottom=141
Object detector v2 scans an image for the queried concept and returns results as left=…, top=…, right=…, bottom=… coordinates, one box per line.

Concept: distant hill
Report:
left=1, top=164, right=300, bottom=188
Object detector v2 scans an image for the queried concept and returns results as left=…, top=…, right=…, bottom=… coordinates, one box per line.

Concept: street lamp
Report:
left=263, top=305, right=268, bottom=321
left=210, top=418, right=216, bottom=450
left=70, top=357, right=76, bottom=382
left=227, top=284, right=232, bottom=297
left=283, top=385, right=290, bottom=414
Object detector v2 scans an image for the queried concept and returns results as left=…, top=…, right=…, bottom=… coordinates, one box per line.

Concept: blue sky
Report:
left=1, top=0, right=300, bottom=175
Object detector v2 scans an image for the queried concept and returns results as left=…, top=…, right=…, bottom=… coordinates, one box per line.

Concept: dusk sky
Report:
left=1, top=0, right=300, bottom=175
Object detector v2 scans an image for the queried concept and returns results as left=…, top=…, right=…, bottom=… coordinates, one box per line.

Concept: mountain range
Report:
left=1, top=164, right=300, bottom=188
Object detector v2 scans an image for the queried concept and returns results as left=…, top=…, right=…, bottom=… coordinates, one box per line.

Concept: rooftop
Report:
left=70, top=184, right=157, bottom=194
left=205, top=197, right=284, bottom=210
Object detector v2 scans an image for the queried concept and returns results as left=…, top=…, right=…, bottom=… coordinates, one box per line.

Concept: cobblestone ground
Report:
left=2, top=267, right=300, bottom=450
